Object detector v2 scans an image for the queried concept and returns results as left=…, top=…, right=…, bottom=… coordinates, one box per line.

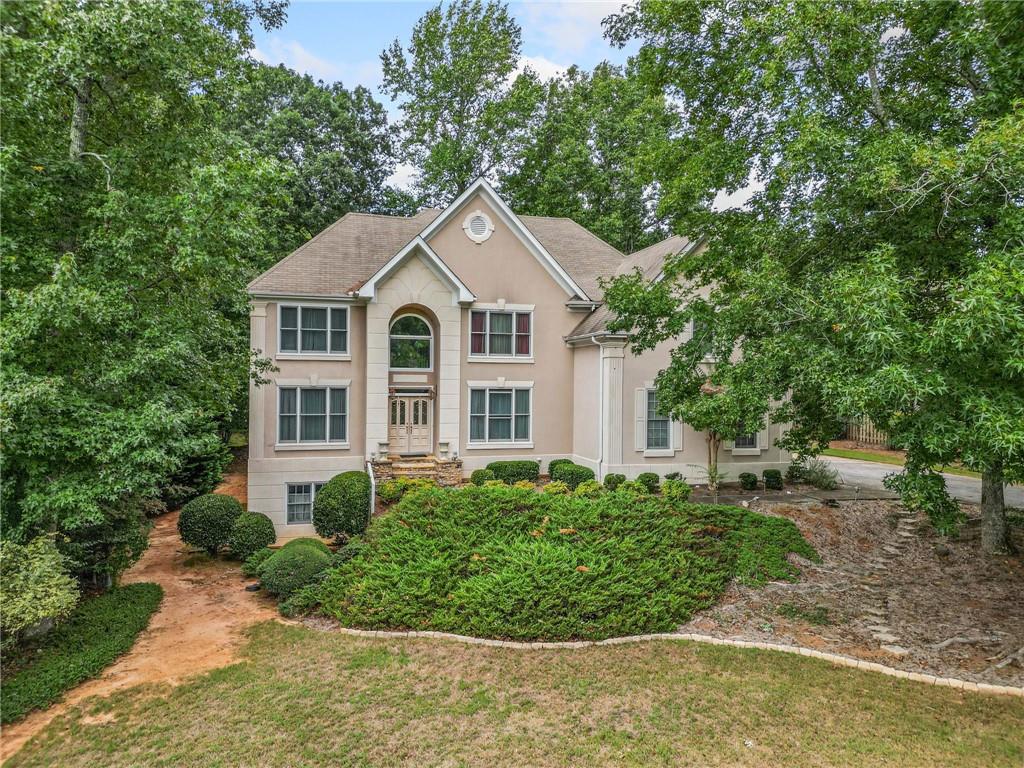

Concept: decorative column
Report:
left=599, top=338, right=627, bottom=476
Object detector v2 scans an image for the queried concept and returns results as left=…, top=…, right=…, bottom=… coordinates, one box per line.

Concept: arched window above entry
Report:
left=389, top=314, right=432, bottom=370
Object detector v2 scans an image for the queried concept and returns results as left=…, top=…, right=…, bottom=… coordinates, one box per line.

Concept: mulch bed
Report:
left=680, top=499, right=1024, bottom=687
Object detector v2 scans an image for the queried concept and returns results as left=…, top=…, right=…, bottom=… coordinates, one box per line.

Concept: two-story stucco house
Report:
left=247, top=179, right=790, bottom=536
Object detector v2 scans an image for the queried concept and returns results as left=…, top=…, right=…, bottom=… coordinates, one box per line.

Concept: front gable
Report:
left=420, top=179, right=590, bottom=301
left=357, top=237, right=475, bottom=305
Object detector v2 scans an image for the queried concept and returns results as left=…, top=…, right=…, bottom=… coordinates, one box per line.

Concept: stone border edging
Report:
left=323, top=625, right=1024, bottom=698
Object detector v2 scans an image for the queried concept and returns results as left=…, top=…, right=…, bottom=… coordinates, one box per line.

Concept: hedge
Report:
left=551, top=463, right=595, bottom=490
left=486, top=460, right=539, bottom=485
left=313, top=471, right=371, bottom=540
left=470, top=469, right=495, bottom=486
left=547, top=458, right=574, bottom=476
left=636, top=472, right=660, bottom=494
left=178, top=493, right=244, bottom=555
left=227, top=513, right=276, bottom=560
left=261, top=546, right=331, bottom=600
left=1, top=583, right=163, bottom=724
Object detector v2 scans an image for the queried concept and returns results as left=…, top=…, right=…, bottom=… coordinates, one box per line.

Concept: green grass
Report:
left=822, top=448, right=982, bottom=478
left=307, top=484, right=817, bottom=641
left=10, top=621, right=1023, bottom=768
left=1, top=583, right=163, bottom=724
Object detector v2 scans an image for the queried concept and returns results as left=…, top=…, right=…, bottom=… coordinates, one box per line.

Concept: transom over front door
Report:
left=388, top=395, right=432, bottom=455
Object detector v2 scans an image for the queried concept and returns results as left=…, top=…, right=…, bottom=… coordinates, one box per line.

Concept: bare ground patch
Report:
left=681, top=499, right=1024, bottom=686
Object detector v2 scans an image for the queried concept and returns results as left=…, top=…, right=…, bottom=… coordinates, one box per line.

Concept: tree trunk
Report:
left=980, top=464, right=1011, bottom=555
left=69, top=77, right=91, bottom=161
left=706, top=431, right=722, bottom=492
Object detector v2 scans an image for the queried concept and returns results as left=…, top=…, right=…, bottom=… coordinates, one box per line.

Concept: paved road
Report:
left=822, top=456, right=1024, bottom=507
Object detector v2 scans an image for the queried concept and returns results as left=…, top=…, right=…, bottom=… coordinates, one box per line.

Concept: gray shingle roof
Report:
left=247, top=208, right=628, bottom=300
left=567, top=235, right=693, bottom=339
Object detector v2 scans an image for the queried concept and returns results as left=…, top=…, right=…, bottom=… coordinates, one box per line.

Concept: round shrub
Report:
left=470, top=468, right=495, bottom=486
left=664, top=471, right=681, bottom=481
left=551, top=463, right=595, bottom=490
left=604, top=473, right=626, bottom=491
left=547, top=458, right=574, bottom=476
left=241, top=547, right=274, bottom=578
left=486, top=460, right=539, bottom=485
left=227, top=513, right=276, bottom=560
left=177, top=493, right=244, bottom=555
left=636, top=472, right=660, bottom=494
left=513, top=479, right=536, bottom=490
left=662, top=479, right=692, bottom=503
left=281, top=537, right=331, bottom=555
left=616, top=480, right=648, bottom=497
left=543, top=480, right=570, bottom=495
left=763, top=469, right=784, bottom=490
left=739, top=472, right=759, bottom=491
left=260, top=546, right=330, bottom=600
left=574, top=479, right=603, bottom=499
left=313, top=471, right=371, bottom=540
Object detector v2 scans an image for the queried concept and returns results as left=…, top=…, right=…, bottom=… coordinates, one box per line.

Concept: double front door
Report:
left=388, top=394, right=432, bottom=454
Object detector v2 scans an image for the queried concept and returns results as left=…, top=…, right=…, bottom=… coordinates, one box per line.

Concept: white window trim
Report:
left=468, top=308, right=534, bottom=362
left=727, top=430, right=765, bottom=456
left=643, top=387, right=675, bottom=457
left=277, top=302, right=351, bottom=360
left=284, top=481, right=326, bottom=525
left=389, top=313, right=434, bottom=372
left=465, top=382, right=534, bottom=449
left=276, top=384, right=350, bottom=449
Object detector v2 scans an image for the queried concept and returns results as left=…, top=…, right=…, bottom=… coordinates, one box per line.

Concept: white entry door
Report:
left=388, top=395, right=432, bottom=454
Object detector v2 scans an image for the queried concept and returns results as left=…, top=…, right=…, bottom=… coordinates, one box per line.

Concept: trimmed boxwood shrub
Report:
left=177, top=493, right=244, bottom=555
left=1, top=583, right=162, bottom=724
left=603, top=473, right=626, bottom=491
left=281, top=537, right=331, bottom=555
left=763, top=469, right=784, bottom=490
left=551, top=463, right=595, bottom=490
left=665, top=471, right=681, bottom=480
left=636, top=472, right=660, bottom=494
left=739, top=472, right=759, bottom=491
left=470, top=468, right=495, bottom=486
left=662, top=479, right=692, bottom=503
left=313, top=471, right=371, bottom=540
left=260, top=546, right=331, bottom=599
left=547, top=458, right=574, bottom=476
left=486, top=460, right=540, bottom=485
left=241, top=547, right=274, bottom=578
left=227, top=513, right=276, bottom=560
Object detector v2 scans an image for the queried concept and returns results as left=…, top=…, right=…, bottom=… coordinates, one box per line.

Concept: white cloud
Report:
left=387, top=162, right=418, bottom=191
left=515, top=54, right=569, bottom=82
left=712, top=175, right=765, bottom=211
left=519, top=1, right=625, bottom=58
left=252, top=37, right=382, bottom=89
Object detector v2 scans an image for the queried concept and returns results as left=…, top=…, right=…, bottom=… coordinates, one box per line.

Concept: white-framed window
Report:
left=286, top=481, right=325, bottom=525
left=279, top=305, right=348, bottom=355
left=278, top=386, right=348, bottom=444
left=468, top=387, right=531, bottom=443
left=389, top=314, right=432, bottom=370
left=646, top=390, right=671, bottom=450
left=469, top=310, right=532, bottom=357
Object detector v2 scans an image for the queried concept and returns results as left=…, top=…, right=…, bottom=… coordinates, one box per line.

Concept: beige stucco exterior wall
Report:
left=571, top=343, right=600, bottom=468
left=427, top=192, right=585, bottom=471
left=247, top=298, right=367, bottom=537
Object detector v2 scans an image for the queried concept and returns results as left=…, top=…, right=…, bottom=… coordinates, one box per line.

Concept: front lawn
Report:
left=309, top=485, right=817, bottom=640
left=11, top=622, right=1022, bottom=768
left=1, top=583, right=163, bottom=724
left=822, top=447, right=982, bottom=478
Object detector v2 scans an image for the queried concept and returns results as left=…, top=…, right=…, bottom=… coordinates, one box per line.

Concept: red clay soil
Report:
left=0, top=464, right=275, bottom=763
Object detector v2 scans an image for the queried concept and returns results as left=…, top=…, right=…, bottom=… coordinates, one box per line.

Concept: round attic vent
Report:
left=462, top=210, right=494, bottom=243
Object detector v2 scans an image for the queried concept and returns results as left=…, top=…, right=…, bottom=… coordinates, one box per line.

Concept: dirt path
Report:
left=1, top=466, right=276, bottom=763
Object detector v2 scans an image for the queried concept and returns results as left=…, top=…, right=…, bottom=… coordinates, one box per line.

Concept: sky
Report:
left=252, top=1, right=754, bottom=208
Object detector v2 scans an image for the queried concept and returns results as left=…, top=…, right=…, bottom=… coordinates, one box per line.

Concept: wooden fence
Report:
left=843, top=418, right=889, bottom=446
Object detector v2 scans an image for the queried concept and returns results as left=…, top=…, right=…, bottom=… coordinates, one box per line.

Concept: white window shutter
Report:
left=672, top=420, right=683, bottom=452
left=634, top=388, right=646, bottom=452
